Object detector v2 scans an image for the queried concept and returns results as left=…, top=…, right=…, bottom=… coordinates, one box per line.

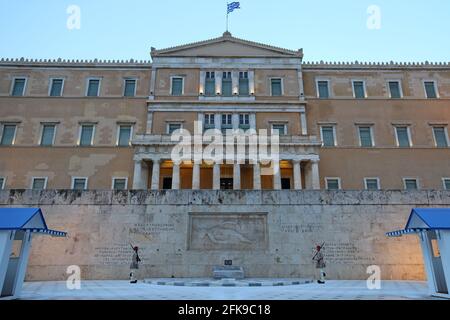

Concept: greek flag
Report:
left=227, top=2, right=240, bottom=14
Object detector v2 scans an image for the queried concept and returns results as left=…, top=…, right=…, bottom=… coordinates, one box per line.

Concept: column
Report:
left=300, top=112, right=308, bottom=135
left=232, top=71, right=239, bottom=95
left=146, top=111, right=154, bottom=134
left=293, top=160, right=303, bottom=190
left=215, top=70, right=222, bottom=95
left=273, top=160, right=282, bottom=190
left=232, top=113, right=239, bottom=130
left=150, top=159, right=160, bottom=190
left=250, top=113, right=256, bottom=130
left=192, top=162, right=201, bottom=190
left=172, top=162, right=180, bottom=190
left=253, top=162, right=261, bottom=190
left=199, top=71, right=206, bottom=95
left=233, top=163, right=241, bottom=190
left=213, top=163, right=221, bottom=190
left=311, top=160, right=320, bottom=190
left=214, top=113, right=222, bottom=130
left=133, top=160, right=144, bottom=189
left=248, top=71, right=255, bottom=95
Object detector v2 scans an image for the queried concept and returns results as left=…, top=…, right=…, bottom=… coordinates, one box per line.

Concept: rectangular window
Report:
left=365, top=178, right=380, bottom=190
left=352, top=81, right=366, bottom=99
left=239, top=114, right=250, bottom=130
left=395, top=126, right=411, bottom=148
left=239, top=72, right=249, bottom=96
left=204, top=113, right=215, bottom=129
left=171, top=77, right=183, bottom=96
left=326, top=178, right=341, bottom=190
left=49, top=79, right=64, bottom=97
left=40, top=124, right=56, bottom=146
left=271, top=78, right=282, bottom=96
left=32, top=177, right=47, bottom=190
left=117, top=125, right=132, bottom=146
left=317, top=80, right=329, bottom=99
left=404, top=178, right=418, bottom=190
left=1, top=124, right=17, bottom=146
left=72, top=177, right=88, bottom=190
left=167, top=123, right=182, bottom=135
left=11, top=78, right=26, bottom=96
left=86, top=79, right=100, bottom=97
left=433, top=127, right=448, bottom=148
left=205, top=72, right=215, bottom=96
left=112, top=178, right=127, bottom=190
left=221, top=114, right=232, bottom=133
left=424, top=81, right=438, bottom=99
left=79, top=124, right=94, bottom=146
left=272, top=124, right=286, bottom=135
left=0, top=177, right=5, bottom=190
left=388, top=81, right=402, bottom=99
left=358, top=126, right=373, bottom=147
left=222, top=72, right=232, bottom=96
left=124, top=79, right=136, bottom=97
left=162, top=177, right=172, bottom=190
left=321, top=126, right=336, bottom=147
left=443, top=178, right=450, bottom=190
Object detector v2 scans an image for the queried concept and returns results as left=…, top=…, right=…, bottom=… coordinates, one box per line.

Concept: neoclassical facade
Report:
left=1, top=32, right=450, bottom=191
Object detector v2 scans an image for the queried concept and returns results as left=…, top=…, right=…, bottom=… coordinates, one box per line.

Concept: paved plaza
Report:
left=15, top=280, right=441, bottom=300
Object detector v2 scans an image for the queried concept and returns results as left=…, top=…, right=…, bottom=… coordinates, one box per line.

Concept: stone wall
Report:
left=1, top=189, right=449, bottom=281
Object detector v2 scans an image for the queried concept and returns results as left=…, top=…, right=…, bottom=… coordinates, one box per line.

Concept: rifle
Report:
left=312, top=242, right=325, bottom=260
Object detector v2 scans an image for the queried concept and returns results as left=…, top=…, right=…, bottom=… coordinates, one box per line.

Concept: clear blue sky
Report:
left=0, top=0, right=449, bottom=62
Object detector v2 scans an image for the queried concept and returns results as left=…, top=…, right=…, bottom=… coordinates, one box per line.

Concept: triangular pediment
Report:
left=151, top=32, right=302, bottom=58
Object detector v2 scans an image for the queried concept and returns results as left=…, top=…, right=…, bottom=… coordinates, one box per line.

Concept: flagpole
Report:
left=226, top=2, right=229, bottom=31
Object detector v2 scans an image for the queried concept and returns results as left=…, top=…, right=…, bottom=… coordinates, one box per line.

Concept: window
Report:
left=171, top=77, right=183, bottom=96
left=124, top=79, right=136, bottom=97
left=72, top=177, right=88, bottom=190
left=239, top=72, right=249, bottom=96
left=112, top=178, right=128, bottom=190
left=204, top=113, right=215, bottom=129
left=395, top=126, right=411, bottom=147
left=272, top=124, right=287, bottom=135
left=221, top=114, right=232, bottom=133
left=364, top=178, right=380, bottom=191
left=281, top=178, right=291, bottom=190
left=49, top=78, right=64, bottom=97
left=11, top=78, right=26, bottom=96
left=0, top=177, right=5, bottom=190
left=220, top=178, right=233, bottom=190
left=358, top=126, right=374, bottom=147
left=239, top=114, right=250, bottom=130
left=167, top=123, right=182, bottom=135
left=388, top=81, right=402, bottom=99
left=40, top=124, right=56, bottom=146
left=79, top=124, right=95, bottom=146
left=162, top=177, right=172, bottom=190
left=443, top=178, right=450, bottom=190
left=424, top=81, right=438, bottom=99
left=31, top=177, right=47, bottom=190
left=86, top=79, right=100, bottom=97
left=271, top=78, right=282, bottom=96
left=117, top=125, right=132, bottom=146
left=1, top=124, right=17, bottom=146
left=432, top=127, right=448, bottom=148
left=317, top=80, right=329, bottom=99
left=205, top=72, right=215, bottom=96
left=352, top=81, right=366, bottom=99
left=326, top=178, right=341, bottom=190
left=404, top=178, right=419, bottom=190
left=222, top=72, right=232, bottom=96
left=321, top=126, right=336, bottom=147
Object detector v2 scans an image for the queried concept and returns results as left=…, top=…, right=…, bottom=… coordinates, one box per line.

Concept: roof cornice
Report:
left=303, top=60, right=450, bottom=70
left=0, top=57, right=152, bottom=68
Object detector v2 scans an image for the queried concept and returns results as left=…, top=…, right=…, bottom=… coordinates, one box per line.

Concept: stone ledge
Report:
left=143, top=278, right=313, bottom=287
left=0, top=189, right=449, bottom=206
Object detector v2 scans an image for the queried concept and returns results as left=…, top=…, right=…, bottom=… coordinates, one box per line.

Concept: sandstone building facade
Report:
left=1, top=32, right=449, bottom=192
